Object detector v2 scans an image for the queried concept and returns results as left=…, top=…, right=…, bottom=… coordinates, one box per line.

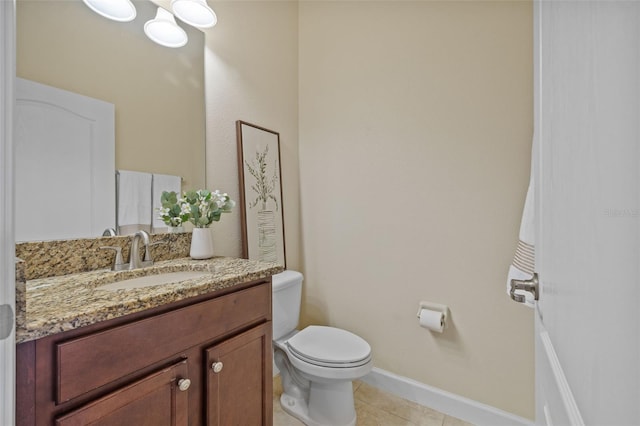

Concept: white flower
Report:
left=179, top=188, right=235, bottom=227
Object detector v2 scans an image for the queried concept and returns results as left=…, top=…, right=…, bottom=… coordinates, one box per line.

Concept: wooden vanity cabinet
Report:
left=16, top=279, right=273, bottom=426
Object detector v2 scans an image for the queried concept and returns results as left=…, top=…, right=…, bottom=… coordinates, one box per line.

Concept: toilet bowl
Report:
left=272, top=271, right=373, bottom=426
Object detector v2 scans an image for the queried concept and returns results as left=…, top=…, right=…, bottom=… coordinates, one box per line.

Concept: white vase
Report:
left=190, top=227, right=214, bottom=259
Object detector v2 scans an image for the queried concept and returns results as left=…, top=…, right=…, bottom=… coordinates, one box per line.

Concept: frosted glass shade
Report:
left=144, top=7, right=188, bottom=48
left=82, top=0, right=136, bottom=22
left=171, top=0, right=217, bottom=28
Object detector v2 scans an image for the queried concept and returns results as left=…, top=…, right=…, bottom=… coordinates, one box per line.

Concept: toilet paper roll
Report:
left=418, top=308, right=445, bottom=333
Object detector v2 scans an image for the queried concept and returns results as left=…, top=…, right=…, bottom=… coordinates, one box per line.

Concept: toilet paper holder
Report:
left=416, top=301, right=449, bottom=329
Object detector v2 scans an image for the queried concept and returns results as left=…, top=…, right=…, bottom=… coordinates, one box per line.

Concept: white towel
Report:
left=152, top=173, right=182, bottom=233
left=507, top=141, right=536, bottom=308
left=117, top=170, right=152, bottom=235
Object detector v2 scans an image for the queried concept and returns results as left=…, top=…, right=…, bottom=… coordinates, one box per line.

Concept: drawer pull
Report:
left=211, top=361, right=224, bottom=373
left=177, top=378, right=191, bottom=391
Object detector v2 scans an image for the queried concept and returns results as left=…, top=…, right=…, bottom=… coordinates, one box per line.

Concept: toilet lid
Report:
left=286, top=326, right=371, bottom=367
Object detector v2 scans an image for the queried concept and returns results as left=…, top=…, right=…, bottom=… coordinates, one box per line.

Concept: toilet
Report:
left=272, top=270, right=373, bottom=426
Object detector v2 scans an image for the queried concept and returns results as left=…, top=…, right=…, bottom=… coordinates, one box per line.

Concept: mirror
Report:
left=15, top=0, right=206, bottom=241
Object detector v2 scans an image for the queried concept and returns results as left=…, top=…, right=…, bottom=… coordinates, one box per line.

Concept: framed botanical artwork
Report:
left=236, top=121, right=286, bottom=268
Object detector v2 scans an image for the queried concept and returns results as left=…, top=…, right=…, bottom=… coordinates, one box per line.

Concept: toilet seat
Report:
left=286, top=325, right=372, bottom=368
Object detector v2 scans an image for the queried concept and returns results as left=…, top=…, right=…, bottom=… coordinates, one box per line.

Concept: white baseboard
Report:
left=360, top=367, right=533, bottom=426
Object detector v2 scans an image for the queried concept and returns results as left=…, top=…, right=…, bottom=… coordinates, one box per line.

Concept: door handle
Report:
left=0, top=304, right=14, bottom=340
left=510, top=273, right=539, bottom=303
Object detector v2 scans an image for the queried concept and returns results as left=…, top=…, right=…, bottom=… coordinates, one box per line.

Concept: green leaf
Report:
left=161, top=191, right=179, bottom=208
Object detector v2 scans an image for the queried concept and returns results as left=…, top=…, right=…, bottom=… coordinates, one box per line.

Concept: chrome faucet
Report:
left=102, top=227, right=117, bottom=236
left=129, top=230, right=152, bottom=270
left=100, top=230, right=159, bottom=271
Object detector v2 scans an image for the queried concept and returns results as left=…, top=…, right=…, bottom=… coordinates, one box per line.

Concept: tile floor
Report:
left=273, top=376, right=475, bottom=426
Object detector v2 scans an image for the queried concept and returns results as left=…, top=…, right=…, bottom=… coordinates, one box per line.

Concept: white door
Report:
left=0, top=2, right=16, bottom=426
left=15, top=78, right=115, bottom=241
left=533, top=1, right=640, bottom=425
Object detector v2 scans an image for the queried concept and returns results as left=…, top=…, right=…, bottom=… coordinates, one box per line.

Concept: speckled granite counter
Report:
left=16, top=257, right=283, bottom=344
left=16, top=232, right=192, bottom=280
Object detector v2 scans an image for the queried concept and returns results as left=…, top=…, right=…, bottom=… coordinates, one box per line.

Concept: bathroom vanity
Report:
left=15, top=248, right=282, bottom=426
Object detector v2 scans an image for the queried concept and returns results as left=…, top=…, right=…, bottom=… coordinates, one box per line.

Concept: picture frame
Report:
left=236, top=120, right=286, bottom=268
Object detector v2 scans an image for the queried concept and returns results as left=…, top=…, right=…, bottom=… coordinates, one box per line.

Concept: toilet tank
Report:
left=272, top=270, right=303, bottom=340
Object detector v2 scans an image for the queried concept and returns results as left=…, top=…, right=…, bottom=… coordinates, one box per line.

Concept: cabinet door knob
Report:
left=211, top=361, right=224, bottom=373
left=177, top=378, right=191, bottom=391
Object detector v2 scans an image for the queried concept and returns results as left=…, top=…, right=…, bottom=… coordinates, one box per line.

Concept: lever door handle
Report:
left=510, top=273, right=539, bottom=303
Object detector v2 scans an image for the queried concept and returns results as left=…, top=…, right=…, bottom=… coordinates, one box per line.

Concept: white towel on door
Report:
left=152, top=173, right=182, bottom=232
left=506, top=141, right=536, bottom=308
left=117, top=170, right=152, bottom=235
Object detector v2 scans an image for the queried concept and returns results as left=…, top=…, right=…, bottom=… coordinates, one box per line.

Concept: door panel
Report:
left=14, top=78, right=115, bottom=241
left=535, top=0, right=640, bottom=424
left=0, top=2, right=15, bottom=426
left=206, top=323, right=272, bottom=426
left=55, top=361, right=189, bottom=426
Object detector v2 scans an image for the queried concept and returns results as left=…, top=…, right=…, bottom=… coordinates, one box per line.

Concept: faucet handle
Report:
left=100, top=246, right=126, bottom=271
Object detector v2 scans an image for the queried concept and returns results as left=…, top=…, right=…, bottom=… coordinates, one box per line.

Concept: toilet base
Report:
left=280, top=380, right=356, bottom=426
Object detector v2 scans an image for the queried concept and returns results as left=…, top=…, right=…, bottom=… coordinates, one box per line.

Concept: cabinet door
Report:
left=206, top=323, right=273, bottom=426
left=55, top=360, right=190, bottom=426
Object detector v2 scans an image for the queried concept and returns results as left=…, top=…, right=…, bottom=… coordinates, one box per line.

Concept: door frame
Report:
left=0, top=1, right=16, bottom=425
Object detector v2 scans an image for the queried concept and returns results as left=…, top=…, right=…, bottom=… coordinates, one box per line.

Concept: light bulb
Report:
left=144, top=7, right=188, bottom=48
left=82, top=0, right=137, bottom=22
left=171, top=0, right=217, bottom=29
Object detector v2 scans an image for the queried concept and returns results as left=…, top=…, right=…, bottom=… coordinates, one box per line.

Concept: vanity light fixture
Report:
left=82, top=0, right=137, bottom=22
left=144, top=7, right=188, bottom=48
left=171, top=0, right=218, bottom=28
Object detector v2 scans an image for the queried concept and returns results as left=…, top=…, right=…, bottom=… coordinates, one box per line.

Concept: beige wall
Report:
left=202, top=1, right=301, bottom=270
left=18, top=0, right=535, bottom=418
left=299, top=1, right=534, bottom=419
left=16, top=0, right=205, bottom=190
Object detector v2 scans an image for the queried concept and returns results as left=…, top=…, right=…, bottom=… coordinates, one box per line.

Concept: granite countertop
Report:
left=16, top=257, right=283, bottom=344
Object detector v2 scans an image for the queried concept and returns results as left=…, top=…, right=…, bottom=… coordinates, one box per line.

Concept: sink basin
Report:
left=99, top=271, right=212, bottom=291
